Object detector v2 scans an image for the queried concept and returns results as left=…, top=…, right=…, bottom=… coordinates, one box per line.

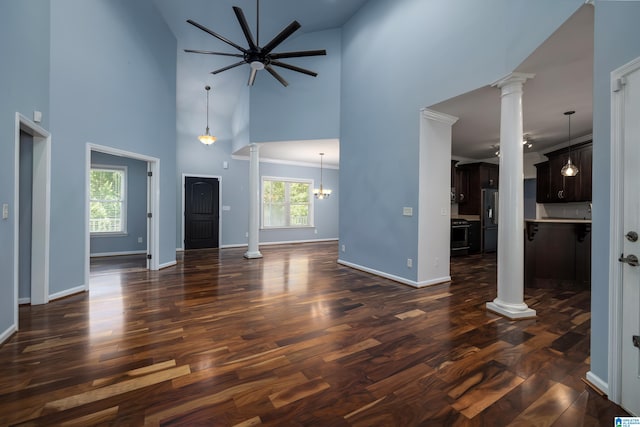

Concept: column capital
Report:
left=421, top=108, right=459, bottom=126
left=491, top=72, right=535, bottom=90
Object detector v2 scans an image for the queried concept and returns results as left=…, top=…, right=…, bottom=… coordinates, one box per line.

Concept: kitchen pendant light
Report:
left=561, top=110, right=579, bottom=177
left=198, top=85, right=217, bottom=145
left=313, top=153, right=332, bottom=199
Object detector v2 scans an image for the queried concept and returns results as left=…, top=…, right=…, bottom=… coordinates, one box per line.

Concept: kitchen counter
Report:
left=524, top=220, right=591, bottom=290
left=526, top=218, right=591, bottom=224
left=452, top=215, right=480, bottom=221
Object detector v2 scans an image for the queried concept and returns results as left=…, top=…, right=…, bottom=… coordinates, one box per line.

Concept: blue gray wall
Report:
left=175, top=27, right=341, bottom=249
left=250, top=29, right=342, bottom=142
left=48, top=0, right=176, bottom=295
left=90, top=152, right=148, bottom=256
left=0, top=0, right=51, bottom=334
left=591, top=0, right=640, bottom=386
left=339, top=0, right=583, bottom=281
left=0, top=0, right=176, bottom=337
left=19, top=133, right=34, bottom=301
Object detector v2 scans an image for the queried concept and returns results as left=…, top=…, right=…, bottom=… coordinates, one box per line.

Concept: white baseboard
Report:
left=18, top=298, right=30, bottom=305
left=220, top=238, right=338, bottom=250
left=159, top=260, right=177, bottom=270
left=49, top=285, right=86, bottom=301
left=586, top=371, right=609, bottom=396
left=220, top=243, right=247, bottom=249
left=337, top=259, right=450, bottom=288
left=90, top=250, right=147, bottom=258
left=0, top=324, right=17, bottom=345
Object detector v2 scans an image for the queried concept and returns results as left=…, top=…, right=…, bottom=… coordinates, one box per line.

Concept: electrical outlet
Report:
left=138, top=237, right=143, bottom=243
left=341, top=244, right=345, bottom=252
left=407, top=258, right=413, bottom=268
left=2, top=203, right=8, bottom=220
left=314, top=229, right=318, bottom=234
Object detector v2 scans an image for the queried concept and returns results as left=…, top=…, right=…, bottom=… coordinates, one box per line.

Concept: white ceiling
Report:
left=233, top=138, right=339, bottom=168
left=430, top=5, right=594, bottom=159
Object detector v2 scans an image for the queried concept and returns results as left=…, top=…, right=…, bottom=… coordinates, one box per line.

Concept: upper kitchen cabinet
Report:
left=456, top=162, right=499, bottom=215
left=535, top=141, right=592, bottom=203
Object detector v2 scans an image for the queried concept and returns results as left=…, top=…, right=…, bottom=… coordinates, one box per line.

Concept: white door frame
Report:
left=607, top=54, right=640, bottom=406
left=181, top=174, right=222, bottom=250
left=85, top=144, right=160, bottom=288
left=14, top=113, right=51, bottom=316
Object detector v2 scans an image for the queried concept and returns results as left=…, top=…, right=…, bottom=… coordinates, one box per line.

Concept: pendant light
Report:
left=560, top=110, right=579, bottom=177
left=198, top=85, right=217, bottom=145
left=313, top=153, right=332, bottom=199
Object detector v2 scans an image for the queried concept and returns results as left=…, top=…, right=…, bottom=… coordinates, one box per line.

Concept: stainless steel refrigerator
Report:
left=481, top=188, right=498, bottom=253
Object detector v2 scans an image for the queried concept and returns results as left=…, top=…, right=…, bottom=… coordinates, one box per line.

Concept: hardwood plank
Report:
left=0, top=244, right=629, bottom=426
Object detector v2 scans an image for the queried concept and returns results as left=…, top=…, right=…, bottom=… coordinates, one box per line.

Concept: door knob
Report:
left=626, top=231, right=638, bottom=242
left=619, top=253, right=639, bottom=267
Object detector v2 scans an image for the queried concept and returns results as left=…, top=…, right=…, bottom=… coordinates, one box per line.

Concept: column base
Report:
left=486, top=299, right=536, bottom=320
left=244, top=251, right=263, bottom=259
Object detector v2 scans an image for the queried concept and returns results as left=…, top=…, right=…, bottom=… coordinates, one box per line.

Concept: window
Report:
left=90, top=166, right=127, bottom=234
left=262, top=177, right=313, bottom=228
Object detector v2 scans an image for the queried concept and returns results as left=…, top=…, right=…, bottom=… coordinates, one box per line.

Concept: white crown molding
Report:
left=231, top=154, right=340, bottom=170
left=421, top=108, right=459, bottom=125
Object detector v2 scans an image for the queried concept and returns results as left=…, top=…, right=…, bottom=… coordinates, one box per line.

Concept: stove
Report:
left=451, top=218, right=470, bottom=256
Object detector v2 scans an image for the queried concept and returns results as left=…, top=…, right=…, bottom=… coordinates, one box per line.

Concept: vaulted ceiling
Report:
left=153, top=1, right=594, bottom=164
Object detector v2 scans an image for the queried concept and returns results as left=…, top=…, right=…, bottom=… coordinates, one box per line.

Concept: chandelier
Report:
left=313, top=153, right=332, bottom=199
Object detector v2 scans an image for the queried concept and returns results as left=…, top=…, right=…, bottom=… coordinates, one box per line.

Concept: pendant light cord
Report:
left=205, top=85, right=211, bottom=132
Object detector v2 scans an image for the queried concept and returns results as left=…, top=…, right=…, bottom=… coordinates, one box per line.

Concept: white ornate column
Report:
left=486, top=72, right=536, bottom=319
left=244, top=143, right=263, bottom=259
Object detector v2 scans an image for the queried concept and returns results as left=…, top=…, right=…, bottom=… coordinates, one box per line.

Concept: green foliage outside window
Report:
left=263, top=178, right=312, bottom=228
left=90, top=168, right=125, bottom=233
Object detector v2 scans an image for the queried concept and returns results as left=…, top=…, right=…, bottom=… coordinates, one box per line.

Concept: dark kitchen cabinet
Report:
left=535, top=162, right=551, bottom=203
left=535, top=141, right=592, bottom=203
left=468, top=220, right=481, bottom=254
left=455, top=167, right=470, bottom=206
left=457, top=162, right=498, bottom=215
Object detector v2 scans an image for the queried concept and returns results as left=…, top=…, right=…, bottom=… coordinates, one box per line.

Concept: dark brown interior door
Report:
left=185, top=177, right=219, bottom=249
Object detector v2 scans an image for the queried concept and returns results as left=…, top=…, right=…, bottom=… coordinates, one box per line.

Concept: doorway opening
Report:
left=85, top=144, right=160, bottom=290
left=14, top=113, right=51, bottom=317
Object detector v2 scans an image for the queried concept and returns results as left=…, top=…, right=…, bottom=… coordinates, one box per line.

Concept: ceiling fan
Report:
left=185, top=0, right=327, bottom=87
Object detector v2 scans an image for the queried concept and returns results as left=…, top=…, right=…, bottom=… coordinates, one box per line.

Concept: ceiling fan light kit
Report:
left=185, top=0, right=326, bottom=87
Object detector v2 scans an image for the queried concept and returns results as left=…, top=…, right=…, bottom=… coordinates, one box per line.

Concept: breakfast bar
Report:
left=524, top=218, right=592, bottom=290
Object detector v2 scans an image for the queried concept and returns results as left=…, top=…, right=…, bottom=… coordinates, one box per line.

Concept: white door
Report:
left=621, top=63, right=640, bottom=416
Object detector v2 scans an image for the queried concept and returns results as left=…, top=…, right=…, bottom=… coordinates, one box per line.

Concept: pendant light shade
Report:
left=560, top=110, right=578, bottom=177
left=313, top=153, right=332, bottom=199
left=199, top=85, right=217, bottom=145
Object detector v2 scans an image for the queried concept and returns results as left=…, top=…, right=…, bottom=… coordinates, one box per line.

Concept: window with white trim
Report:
left=90, top=166, right=127, bottom=234
left=262, top=177, right=313, bottom=228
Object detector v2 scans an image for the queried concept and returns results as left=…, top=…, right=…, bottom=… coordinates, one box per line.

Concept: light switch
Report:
left=403, top=207, right=413, bottom=217
left=2, top=203, right=8, bottom=220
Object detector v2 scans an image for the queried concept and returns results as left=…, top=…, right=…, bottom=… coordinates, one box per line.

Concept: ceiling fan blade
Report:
left=261, top=21, right=301, bottom=54
left=187, top=19, right=247, bottom=53
left=271, top=60, right=318, bottom=77
left=184, top=49, right=244, bottom=58
left=232, top=6, right=258, bottom=52
left=269, top=50, right=327, bottom=60
left=248, top=68, right=258, bottom=86
left=265, top=65, right=289, bottom=87
left=211, top=61, right=246, bottom=75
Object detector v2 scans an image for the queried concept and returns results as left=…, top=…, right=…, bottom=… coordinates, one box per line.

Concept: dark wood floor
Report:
left=0, top=242, right=628, bottom=426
